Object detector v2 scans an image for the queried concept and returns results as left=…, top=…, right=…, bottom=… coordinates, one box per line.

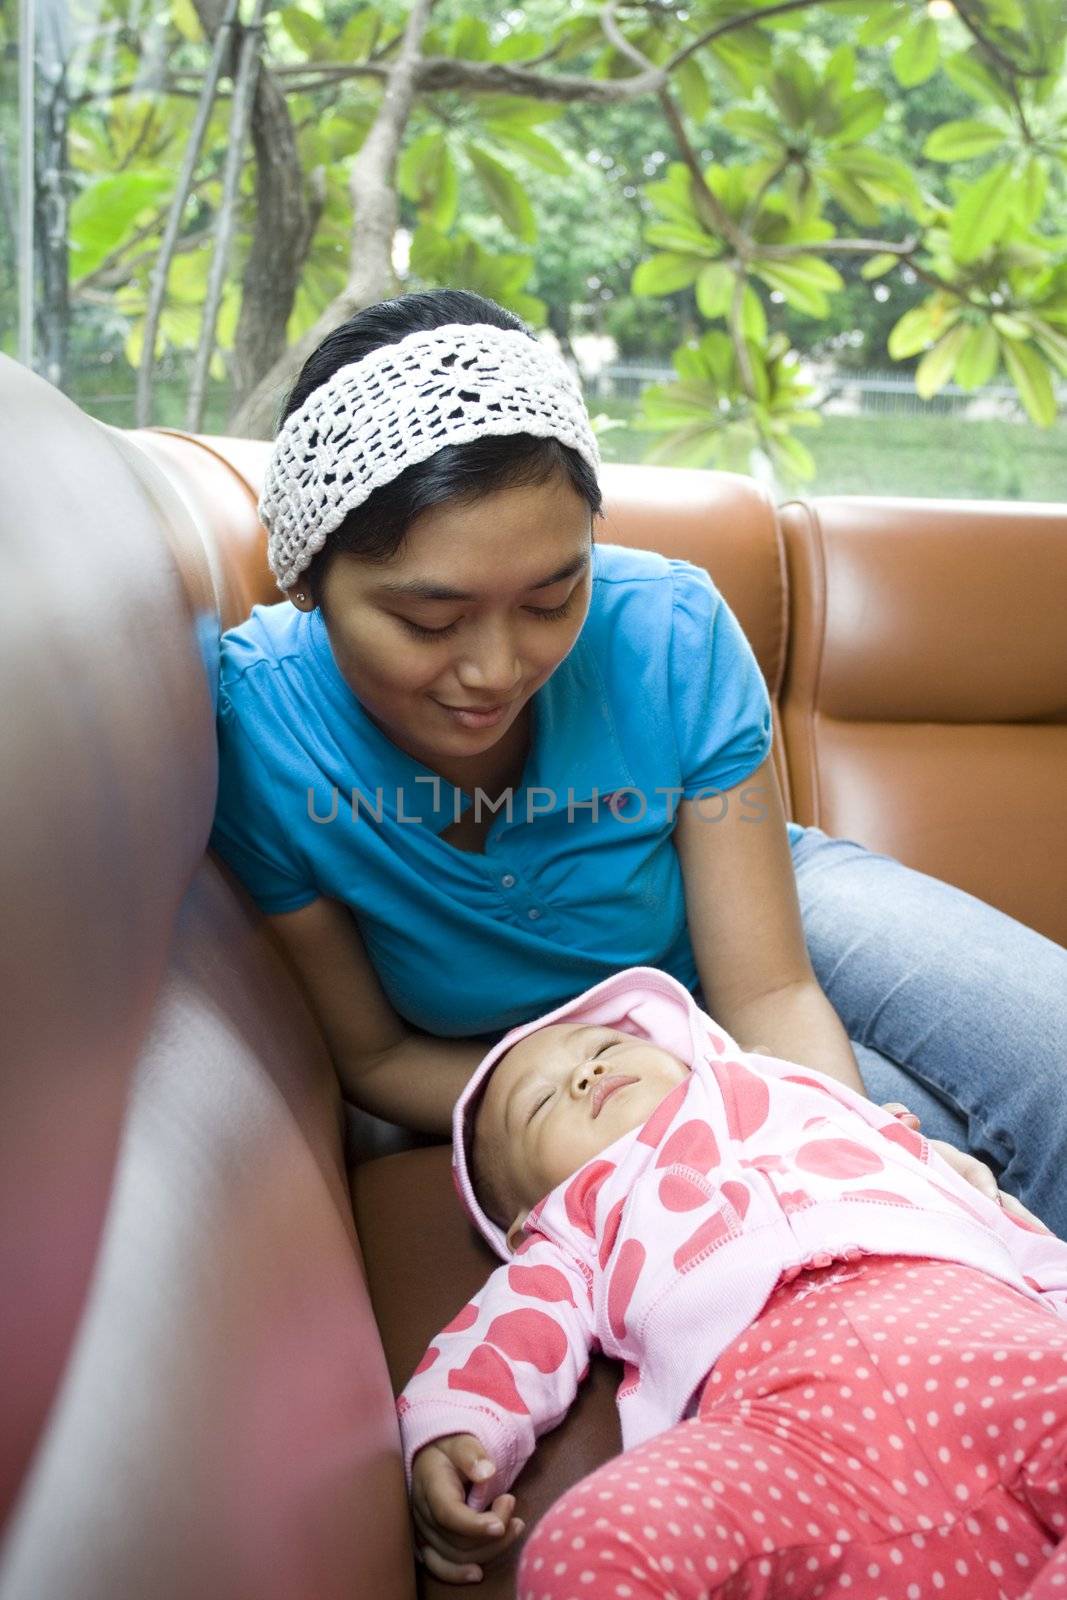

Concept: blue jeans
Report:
left=789, top=825, right=1067, bottom=1239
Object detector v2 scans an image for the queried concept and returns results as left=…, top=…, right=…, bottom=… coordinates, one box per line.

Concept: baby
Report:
left=399, top=966, right=1067, bottom=1597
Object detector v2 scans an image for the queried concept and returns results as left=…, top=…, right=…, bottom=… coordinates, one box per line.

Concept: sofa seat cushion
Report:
left=351, top=1145, right=624, bottom=1599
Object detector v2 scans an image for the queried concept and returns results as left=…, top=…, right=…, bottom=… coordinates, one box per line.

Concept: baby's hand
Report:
left=410, top=1433, right=524, bottom=1584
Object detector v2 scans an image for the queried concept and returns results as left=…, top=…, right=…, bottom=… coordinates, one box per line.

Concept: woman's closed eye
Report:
left=398, top=597, right=575, bottom=641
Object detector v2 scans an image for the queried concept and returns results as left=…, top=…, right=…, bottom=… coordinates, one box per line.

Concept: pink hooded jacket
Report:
left=397, top=966, right=1067, bottom=1504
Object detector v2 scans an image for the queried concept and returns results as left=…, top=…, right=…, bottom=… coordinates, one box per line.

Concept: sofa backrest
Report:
left=0, top=361, right=218, bottom=1523
left=0, top=358, right=414, bottom=1599
left=780, top=496, right=1067, bottom=948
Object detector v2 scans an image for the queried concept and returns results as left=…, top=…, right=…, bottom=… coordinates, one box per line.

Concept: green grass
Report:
left=594, top=398, right=1067, bottom=503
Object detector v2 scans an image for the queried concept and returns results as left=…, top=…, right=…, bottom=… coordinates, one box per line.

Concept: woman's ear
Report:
left=506, top=1208, right=531, bottom=1254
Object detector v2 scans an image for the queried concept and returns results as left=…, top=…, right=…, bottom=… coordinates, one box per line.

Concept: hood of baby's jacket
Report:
left=452, top=965, right=722, bottom=1258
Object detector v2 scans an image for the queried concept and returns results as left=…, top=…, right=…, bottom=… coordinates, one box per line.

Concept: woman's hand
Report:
left=880, top=1102, right=1045, bottom=1228
left=881, top=1098, right=1000, bottom=1198
left=928, top=1137, right=1000, bottom=1201
left=410, top=1433, right=524, bottom=1584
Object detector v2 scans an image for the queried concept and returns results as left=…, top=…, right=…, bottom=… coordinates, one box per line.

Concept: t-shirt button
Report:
left=527, top=907, right=541, bottom=920
left=501, top=873, right=516, bottom=888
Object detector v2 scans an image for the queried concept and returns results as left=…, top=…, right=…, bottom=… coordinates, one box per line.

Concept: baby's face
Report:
left=476, top=1022, right=690, bottom=1240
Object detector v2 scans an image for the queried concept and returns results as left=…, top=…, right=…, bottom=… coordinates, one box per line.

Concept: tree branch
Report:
left=951, top=0, right=1047, bottom=83
left=601, top=0, right=747, bottom=252
left=664, top=0, right=864, bottom=74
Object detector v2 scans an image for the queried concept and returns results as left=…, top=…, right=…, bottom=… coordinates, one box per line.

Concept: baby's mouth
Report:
left=591, top=1074, right=640, bottom=1118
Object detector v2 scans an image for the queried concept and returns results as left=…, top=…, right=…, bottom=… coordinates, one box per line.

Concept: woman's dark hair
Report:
left=279, top=289, right=602, bottom=608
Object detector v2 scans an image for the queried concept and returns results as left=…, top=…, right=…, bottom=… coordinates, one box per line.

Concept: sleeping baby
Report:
left=398, top=965, right=1067, bottom=1597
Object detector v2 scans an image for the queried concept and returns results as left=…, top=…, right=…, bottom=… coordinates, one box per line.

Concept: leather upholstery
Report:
left=0, top=361, right=413, bottom=1599
left=779, top=496, right=1067, bottom=948
left=1, top=357, right=1063, bottom=1600
left=0, top=367, right=218, bottom=1525
left=2, top=863, right=414, bottom=1600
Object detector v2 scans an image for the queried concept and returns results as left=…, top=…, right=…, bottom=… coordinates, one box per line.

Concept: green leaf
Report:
left=398, top=131, right=439, bottom=201
left=887, top=303, right=937, bottom=359
left=466, top=145, right=536, bottom=243
left=676, top=56, right=710, bottom=121
left=171, top=0, right=200, bottom=42
left=893, top=18, right=939, bottom=87
left=632, top=253, right=703, bottom=296
left=740, top=283, right=767, bottom=343
left=754, top=260, right=829, bottom=318
left=719, top=108, right=786, bottom=153
left=861, top=252, right=900, bottom=280
left=474, top=97, right=564, bottom=128
left=280, top=7, right=328, bottom=57
left=711, top=28, right=770, bottom=94
left=1019, top=155, right=1048, bottom=226
left=644, top=220, right=719, bottom=255
left=1001, top=339, right=1057, bottom=426
left=448, top=16, right=490, bottom=59
left=69, top=172, right=172, bottom=278
left=398, top=132, right=458, bottom=229
left=943, top=49, right=1015, bottom=111
left=644, top=166, right=701, bottom=227
left=771, top=430, right=816, bottom=481
left=923, top=120, right=1006, bottom=161
left=991, top=311, right=1031, bottom=340
left=492, top=30, right=546, bottom=62
left=949, top=163, right=1013, bottom=263
left=769, top=55, right=818, bottom=129
left=821, top=170, right=882, bottom=227
left=826, top=89, right=887, bottom=146
left=695, top=262, right=734, bottom=319
left=485, top=123, right=570, bottom=177
left=550, top=11, right=604, bottom=65
left=915, top=322, right=970, bottom=398
left=857, top=5, right=899, bottom=47
left=1031, top=320, right=1067, bottom=379
left=824, top=44, right=856, bottom=95
left=829, top=147, right=921, bottom=209
left=774, top=254, right=845, bottom=291
left=339, top=8, right=380, bottom=60
left=954, top=322, right=999, bottom=389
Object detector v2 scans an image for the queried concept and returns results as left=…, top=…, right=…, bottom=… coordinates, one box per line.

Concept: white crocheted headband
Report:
left=259, top=322, right=602, bottom=592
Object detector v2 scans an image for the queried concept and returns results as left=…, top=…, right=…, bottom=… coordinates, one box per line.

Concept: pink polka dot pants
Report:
left=518, top=1255, right=1067, bottom=1600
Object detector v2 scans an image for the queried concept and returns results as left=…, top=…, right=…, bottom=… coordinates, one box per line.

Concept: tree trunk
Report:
left=231, top=67, right=322, bottom=411
left=227, top=0, right=435, bottom=438
left=33, top=53, right=70, bottom=387
left=547, top=301, right=577, bottom=367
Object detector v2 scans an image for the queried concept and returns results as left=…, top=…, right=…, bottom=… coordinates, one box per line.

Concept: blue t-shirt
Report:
left=209, top=542, right=797, bottom=1040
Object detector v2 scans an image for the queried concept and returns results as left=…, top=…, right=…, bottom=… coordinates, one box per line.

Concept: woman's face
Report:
left=294, top=470, right=594, bottom=769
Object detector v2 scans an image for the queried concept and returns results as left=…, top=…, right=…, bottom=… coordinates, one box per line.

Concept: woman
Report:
left=209, top=288, right=1067, bottom=1234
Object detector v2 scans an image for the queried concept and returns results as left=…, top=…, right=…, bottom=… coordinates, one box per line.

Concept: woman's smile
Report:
left=431, top=697, right=518, bottom=731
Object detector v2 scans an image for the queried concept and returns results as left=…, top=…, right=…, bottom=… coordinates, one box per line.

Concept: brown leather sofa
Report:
left=2, top=351, right=1064, bottom=1600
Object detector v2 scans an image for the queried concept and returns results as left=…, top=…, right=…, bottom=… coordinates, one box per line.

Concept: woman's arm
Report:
left=263, top=896, right=485, bottom=1135
left=675, top=753, right=866, bottom=1093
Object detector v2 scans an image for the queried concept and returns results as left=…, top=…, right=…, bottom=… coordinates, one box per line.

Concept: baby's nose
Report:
left=575, top=1061, right=607, bottom=1093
